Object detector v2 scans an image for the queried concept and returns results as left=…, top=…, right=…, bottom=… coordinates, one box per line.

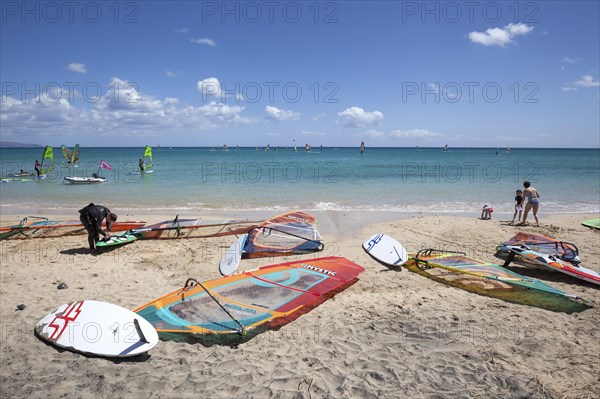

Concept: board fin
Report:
left=133, top=318, right=149, bottom=343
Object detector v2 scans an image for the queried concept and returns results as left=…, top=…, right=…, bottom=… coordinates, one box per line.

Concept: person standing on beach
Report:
left=520, top=181, right=540, bottom=226
left=511, top=189, right=524, bottom=224
left=78, top=203, right=117, bottom=253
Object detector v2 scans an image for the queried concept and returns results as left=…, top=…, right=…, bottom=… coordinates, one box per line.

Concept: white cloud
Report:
left=166, top=70, right=183, bottom=78
left=197, top=77, right=222, bottom=98
left=560, top=57, right=579, bottom=70
left=0, top=77, right=254, bottom=138
left=302, top=130, right=325, bottom=136
left=364, top=129, right=385, bottom=138
left=191, top=37, right=216, bottom=47
left=561, top=57, right=578, bottom=64
left=468, top=23, right=533, bottom=47
left=265, top=106, right=301, bottom=121
left=390, top=129, right=442, bottom=138
left=67, top=63, right=87, bottom=74
left=574, top=75, right=599, bottom=87
left=562, top=75, right=600, bottom=91
left=338, top=106, right=383, bottom=127
left=312, top=113, right=325, bottom=122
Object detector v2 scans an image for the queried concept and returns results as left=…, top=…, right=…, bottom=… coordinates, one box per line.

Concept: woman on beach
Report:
left=78, top=203, right=117, bottom=253
left=520, top=181, right=540, bottom=226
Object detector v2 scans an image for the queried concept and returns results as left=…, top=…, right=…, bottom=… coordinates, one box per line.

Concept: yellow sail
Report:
left=40, top=145, right=54, bottom=174
left=142, top=145, right=153, bottom=170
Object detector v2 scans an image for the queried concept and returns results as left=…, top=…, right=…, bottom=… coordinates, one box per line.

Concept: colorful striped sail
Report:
left=0, top=218, right=146, bottom=240
left=243, top=211, right=324, bottom=258
left=131, top=217, right=263, bottom=239
left=60, top=144, right=79, bottom=165
left=70, top=144, right=80, bottom=165
left=61, top=145, right=72, bottom=162
left=496, top=232, right=600, bottom=285
left=406, top=249, right=589, bottom=313
left=135, top=257, right=364, bottom=337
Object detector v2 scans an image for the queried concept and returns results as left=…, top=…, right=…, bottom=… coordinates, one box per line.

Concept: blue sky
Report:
left=1, top=1, right=598, bottom=147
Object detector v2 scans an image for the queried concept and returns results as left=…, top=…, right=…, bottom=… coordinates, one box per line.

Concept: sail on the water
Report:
left=61, top=145, right=72, bottom=162
left=70, top=144, right=80, bottom=165
left=60, top=144, right=79, bottom=166
left=142, top=145, right=153, bottom=172
left=40, top=146, right=54, bottom=174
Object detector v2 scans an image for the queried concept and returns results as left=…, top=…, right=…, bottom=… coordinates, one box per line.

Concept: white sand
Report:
left=1, top=211, right=599, bottom=398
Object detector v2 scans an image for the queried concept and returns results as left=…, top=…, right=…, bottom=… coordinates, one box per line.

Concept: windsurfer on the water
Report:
left=138, top=158, right=145, bottom=173
left=34, top=160, right=41, bottom=177
left=78, top=203, right=117, bottom=253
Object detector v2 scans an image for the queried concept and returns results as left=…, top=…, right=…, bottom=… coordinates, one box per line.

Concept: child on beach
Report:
left=481, top=205, right=494, bottom=220
left=512, top=190, right=523, bottom=224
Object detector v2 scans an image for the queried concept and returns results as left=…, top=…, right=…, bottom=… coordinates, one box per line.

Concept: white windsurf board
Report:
left=35, top=300, right=158, bottom=357
left=363, top=233, right=408, bottom=266
left=219, top=234, right=248, bottom=275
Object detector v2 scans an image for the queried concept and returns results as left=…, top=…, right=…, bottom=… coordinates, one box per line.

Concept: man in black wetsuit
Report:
left=78, top=203, right=117, bottom=252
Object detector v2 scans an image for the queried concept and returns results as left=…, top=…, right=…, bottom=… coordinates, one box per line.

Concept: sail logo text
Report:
left=302, top=263, right=336, bottom=276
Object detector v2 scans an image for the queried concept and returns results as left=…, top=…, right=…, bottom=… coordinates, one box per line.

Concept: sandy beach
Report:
left=1, top=211, right=599, bottom=398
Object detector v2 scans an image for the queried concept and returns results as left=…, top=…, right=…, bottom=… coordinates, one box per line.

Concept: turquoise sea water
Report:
left=1, top=147, right=599, bottom=214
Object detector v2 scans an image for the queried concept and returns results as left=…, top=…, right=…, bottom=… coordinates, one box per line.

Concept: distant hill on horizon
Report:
left=0, top=141, right=43, bottom=148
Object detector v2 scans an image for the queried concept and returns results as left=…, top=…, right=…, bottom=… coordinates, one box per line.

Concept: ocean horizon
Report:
left=1, top=146, right=599, bottom=215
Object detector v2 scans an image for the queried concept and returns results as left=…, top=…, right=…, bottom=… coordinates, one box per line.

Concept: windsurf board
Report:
left=219, top=234, right=248, bottom=275
left=96, top=232, right=139, bottom=248
left=129, top=170, right=154, bottom=175
left=362, top=233, right=408, bottom=266
left=581, top=219, right=600, bottom=230
left=35, top=300, right=158, bottom=357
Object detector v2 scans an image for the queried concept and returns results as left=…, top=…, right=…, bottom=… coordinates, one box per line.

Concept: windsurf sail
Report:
left=0, top=216, right=44, bottom=240
left=61, top=145, right=72, bottom=162
left=60, top=144, right=79, bottom=165
left=496, top=232, right=580, bottom=265
left=131, top=216, right=263, bottom=239
left=496, top=232, right=599, bottom=285
left=134, top=256, right=365, bottom=336
left=142, top=145, right=153, bottom=171
left=0, top=218, right=145, bottom=240
left=40, top=145, right=54, bottom=174
left=70, top=144, right=80, bottom=165
left=406, top=249, right=588, bottom=313
left=242, top=211, right=324, bottom=258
